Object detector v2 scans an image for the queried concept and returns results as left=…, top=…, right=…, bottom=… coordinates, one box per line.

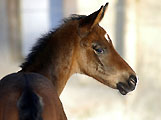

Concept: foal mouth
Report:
left=117, top=83, right=129, bottom=95
left=117, top=78, right=137, bottom=95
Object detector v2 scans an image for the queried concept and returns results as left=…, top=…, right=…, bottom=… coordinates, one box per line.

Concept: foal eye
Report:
left=94, top=48, right=104, bottom=54
left=92, top=43, right=104, bottom=54
left=93, top=47, right=104, bottom=54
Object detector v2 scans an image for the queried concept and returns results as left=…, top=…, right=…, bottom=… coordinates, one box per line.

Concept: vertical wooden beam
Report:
left=49, top=0, right=63, bottom=29
left=115, top=0, right=125, bottom=57
left=0, top=0, right=10, bottom=61
left=124, top=0, right=137, bottom=69
left=7, top=0, right=22, bottom=61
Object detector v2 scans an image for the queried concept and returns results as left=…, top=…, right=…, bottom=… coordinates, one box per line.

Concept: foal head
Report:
left=74, top=3, right=137, bottom=95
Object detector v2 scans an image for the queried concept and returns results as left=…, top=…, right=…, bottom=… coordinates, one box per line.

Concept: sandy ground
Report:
left=61, top=74, right=137, bottom=120
left=0, top=62, right=161, bottom=120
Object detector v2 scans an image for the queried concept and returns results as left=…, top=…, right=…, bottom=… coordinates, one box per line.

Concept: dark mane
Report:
left=20, top=15, right=86, bottom=70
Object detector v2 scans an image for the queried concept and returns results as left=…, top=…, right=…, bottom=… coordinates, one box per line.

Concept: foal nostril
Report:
left=128, top=75, right=137, bottom=87
left=129, top=75, right=137, bottom=83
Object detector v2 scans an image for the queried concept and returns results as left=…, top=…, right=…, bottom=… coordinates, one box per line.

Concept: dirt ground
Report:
left=1, top=61, right=161, bottom=120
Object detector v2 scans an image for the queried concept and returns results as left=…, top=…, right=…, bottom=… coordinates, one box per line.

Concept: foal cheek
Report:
left=98, top=55, right=113, bottom=72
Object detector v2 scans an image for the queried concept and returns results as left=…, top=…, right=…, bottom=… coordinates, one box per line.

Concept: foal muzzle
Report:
left=117, top=75, right=137, bottom=95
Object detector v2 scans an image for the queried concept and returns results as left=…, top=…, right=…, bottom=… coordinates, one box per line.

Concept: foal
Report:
left=0, top=3, right=137, bottom=120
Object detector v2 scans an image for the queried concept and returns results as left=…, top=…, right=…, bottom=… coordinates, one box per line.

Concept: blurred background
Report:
left=0, top=0, right=161, bottom=119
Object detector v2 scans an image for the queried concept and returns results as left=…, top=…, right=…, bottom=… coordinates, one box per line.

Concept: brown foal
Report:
left=0, top=3, right=137, bottom=120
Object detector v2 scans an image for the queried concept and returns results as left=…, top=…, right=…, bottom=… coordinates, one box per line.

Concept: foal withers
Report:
left=0, top=3, right=137, bottom=120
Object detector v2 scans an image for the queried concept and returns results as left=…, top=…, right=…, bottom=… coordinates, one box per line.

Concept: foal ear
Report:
left=79, top=3, right=109, bottom=37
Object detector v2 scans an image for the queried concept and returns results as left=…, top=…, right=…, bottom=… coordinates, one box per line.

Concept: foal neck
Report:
left=21, top=21, right=79, bottom=95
